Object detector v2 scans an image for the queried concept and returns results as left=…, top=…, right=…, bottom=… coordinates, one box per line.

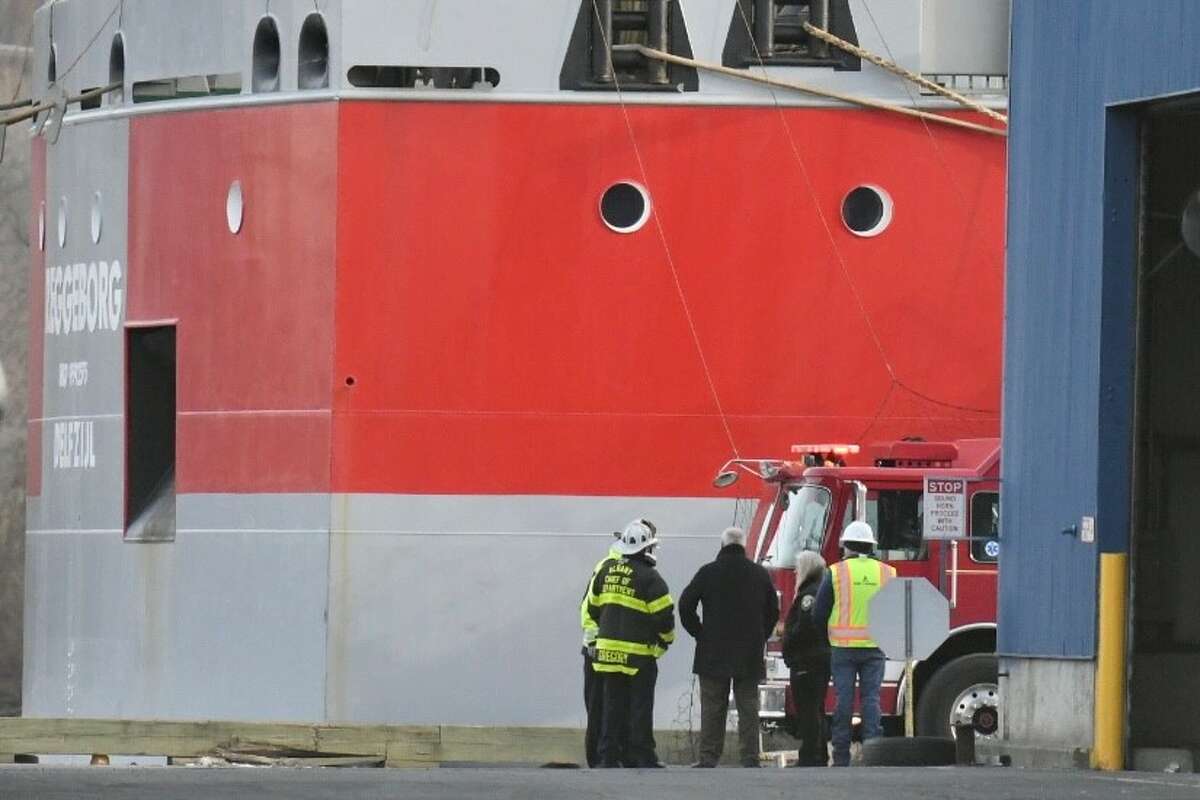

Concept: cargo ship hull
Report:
left=23, top=0, right=1006, bottom=728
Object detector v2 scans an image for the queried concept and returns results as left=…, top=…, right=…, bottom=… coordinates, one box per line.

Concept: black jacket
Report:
left=678, top=544, right=780, bottom=679
left=782, top=574, right=830, bottom=670
left=587, top=552, right=675, bottom=675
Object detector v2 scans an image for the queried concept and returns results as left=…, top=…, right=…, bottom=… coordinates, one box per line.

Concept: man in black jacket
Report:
left=782, top=550, right=831, bottom=766
left=678, top=527, right=779, bottom=767
left=587, top=519, right=675, bottom=768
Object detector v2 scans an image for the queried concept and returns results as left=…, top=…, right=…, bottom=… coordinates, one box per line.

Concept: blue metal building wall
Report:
left=1001, top=1, right=1200, bottom=657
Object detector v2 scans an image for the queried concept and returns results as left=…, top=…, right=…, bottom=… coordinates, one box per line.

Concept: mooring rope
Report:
left=0, top=81, right=120, bottom=128
left=801, top=21, right=1008, bottom=125
left=614, top=44, right=1006, bottom=138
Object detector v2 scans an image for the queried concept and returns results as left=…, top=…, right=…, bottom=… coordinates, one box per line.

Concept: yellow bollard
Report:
left=1091, top=553, right=1128, bottom=771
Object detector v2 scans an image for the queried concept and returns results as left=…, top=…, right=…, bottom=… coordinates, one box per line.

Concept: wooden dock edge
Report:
left=0, top=719, right=714, bottom=767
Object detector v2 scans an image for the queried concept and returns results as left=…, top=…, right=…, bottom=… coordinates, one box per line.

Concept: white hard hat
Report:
left=615, top=518, right=659, bottom=555
left=840, top=520, right=877, bottom=547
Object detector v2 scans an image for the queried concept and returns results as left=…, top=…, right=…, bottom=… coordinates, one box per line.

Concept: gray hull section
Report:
left=24, top=494, right=331, bottom=721
left=26, top=492, right=751, bottom=727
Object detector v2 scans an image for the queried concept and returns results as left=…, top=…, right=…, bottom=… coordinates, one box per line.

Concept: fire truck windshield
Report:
left=761, top=484, right=830, bottom=568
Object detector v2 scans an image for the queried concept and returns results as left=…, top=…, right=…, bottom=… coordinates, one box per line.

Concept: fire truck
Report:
left=714, top=438, right=1001, bottom=740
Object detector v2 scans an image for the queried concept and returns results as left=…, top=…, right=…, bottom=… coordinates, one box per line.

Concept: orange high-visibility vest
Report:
left=827, top=556, right=897, bottom=648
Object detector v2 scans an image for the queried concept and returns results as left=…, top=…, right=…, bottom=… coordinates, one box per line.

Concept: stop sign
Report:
left=868, top=577, right=950, bottom=661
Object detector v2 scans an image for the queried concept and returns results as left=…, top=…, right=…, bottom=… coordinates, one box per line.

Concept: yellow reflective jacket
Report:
left=587, top=554, right=675, bottom=675
left=581, top=546, right=621, bottom=647
left=827, top=556, right=897, bottom=648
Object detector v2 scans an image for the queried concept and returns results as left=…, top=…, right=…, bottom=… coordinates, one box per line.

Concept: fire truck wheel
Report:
left=915, top=653, right=1000, bottom=740
left=860, top=736, right=956, bottom=766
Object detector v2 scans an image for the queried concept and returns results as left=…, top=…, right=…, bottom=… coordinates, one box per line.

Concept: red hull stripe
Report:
left=114, top=101, right=1003, bottom=496
left=177, top=412, right=331, bottom=494
left=128, top=105, right=338, bottom=493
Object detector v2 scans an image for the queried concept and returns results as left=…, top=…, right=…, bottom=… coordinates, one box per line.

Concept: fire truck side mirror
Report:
left=713, top=470, right=740, bottom=489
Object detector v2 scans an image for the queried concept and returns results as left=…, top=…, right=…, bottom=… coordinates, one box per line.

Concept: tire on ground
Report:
left=915, top=653, right=999, bottom=738
left=860, top=736, right=956, bottom=767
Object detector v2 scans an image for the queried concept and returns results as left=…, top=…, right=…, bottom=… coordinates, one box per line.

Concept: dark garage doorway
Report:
left=1129, top=101, right=1200, bottom=755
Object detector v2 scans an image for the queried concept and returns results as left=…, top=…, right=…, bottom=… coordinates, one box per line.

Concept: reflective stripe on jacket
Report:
left=827, top=556, right=897, bottom=648
left=587, top=554, right=675, bottom=675
left=581, top=547, right=621, bottom=647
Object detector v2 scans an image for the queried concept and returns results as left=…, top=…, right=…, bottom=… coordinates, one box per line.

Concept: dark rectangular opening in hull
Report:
left=125, top=325, right=176, bottom=542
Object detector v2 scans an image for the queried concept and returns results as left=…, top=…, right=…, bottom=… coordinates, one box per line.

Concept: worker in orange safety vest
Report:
left=813, top=521, right=897, bottom=766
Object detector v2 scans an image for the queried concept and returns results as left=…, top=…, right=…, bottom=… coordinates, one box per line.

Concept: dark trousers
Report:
left=597, top=662, right=659, bottom=768
left=583, top=654, right=604, bottom=768
left=790, top=657, right=830, bottom=766
left=830, top=647, right=886, bottom=767
left=698, top=675, right=760, bottom=766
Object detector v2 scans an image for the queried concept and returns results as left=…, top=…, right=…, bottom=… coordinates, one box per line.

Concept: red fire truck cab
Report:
left=714, top=438, right=1001, bottom=740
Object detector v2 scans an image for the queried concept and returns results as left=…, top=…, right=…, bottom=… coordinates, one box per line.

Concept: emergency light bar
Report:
left=790, top=443, right=860, bottom=456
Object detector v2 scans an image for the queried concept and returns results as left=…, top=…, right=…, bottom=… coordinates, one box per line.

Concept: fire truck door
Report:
left=859, top=484, right=940, bottom=585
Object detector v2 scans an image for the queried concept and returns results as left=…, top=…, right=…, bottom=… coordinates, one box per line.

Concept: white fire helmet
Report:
left=615, top=518, right=659, bottom=555
left=839, top=520, right=877, bottom=548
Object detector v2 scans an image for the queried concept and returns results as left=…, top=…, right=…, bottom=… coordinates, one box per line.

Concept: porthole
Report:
left=252, top=16, right=281, bottom=93
left=226, top=181, right=244, bottom=234
left=841, top=185, right=893, bottom=238
left=298, top=13, right=330, bottom=90
left=57, top=197, right=67, bottom=248
left=90, top=192, right=103, bottom=244
left=599, top=181, right=651, bottom=234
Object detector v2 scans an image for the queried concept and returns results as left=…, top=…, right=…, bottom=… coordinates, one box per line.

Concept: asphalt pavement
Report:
left=1, top=765, right=1199, bottom=800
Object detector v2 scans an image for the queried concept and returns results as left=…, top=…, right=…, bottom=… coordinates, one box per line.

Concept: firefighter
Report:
left=813, top=521, right=897, bottom=767
left=678, top=526, right=778, bottom=768
left=781, top=550, right=831, bottom=767
left=580, top=530, right=622, bottom=768
left=587, top=519, right=675, bottom=768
